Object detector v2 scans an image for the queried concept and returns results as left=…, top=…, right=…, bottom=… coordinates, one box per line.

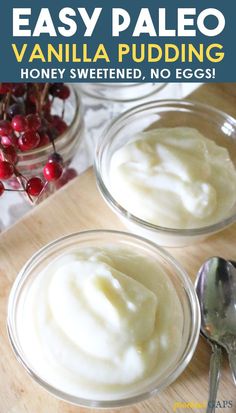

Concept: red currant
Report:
left=51, top=115, right=60, bottom=125
left=48, top=152, right=63, bottom=165
left=8, top=103, right=24, bottom=118
left=38, top=132, right=50, bottom=147
left=42, top=99, right=51, bottom=114
left=57, top=85, right=70, bottom=100
left=52, top=116, right=68, bottom=134
left=18, top=131, right=40, bottom=151
left=43, top=161, right=63, bottom=181
left=56, top=168, right=77, bottom=189
left=0, top=120, right=13, bottom=136
left=1, top=134, right=18, bottom=147
left=0, top=160, right=14, bottom=180
left=49, top=83, right=63, bottom=96
left=57, top=120, right=67, bottom=134
left=0, top=83, right=13, bottom=94
left=12, top=115, right=27, bottom=132
left=63, top=168, right=77, bottom=181
left=0, top=180, right=5, bottom=196
left=26, top=114, right=41, bottom=131
left=26, top=177, right=44, bottom=196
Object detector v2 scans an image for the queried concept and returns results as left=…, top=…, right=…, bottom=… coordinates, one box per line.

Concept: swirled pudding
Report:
left=109, top=127, right=236, bottom=229
left=16, top=246, right=183, bottom=400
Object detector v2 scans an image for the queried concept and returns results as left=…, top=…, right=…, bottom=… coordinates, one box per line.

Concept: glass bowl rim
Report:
left=7, top=229, right=200, bottom=408
left=94, top=99, right=236, bottom=237
left=78, top=82, right=168, bottom=103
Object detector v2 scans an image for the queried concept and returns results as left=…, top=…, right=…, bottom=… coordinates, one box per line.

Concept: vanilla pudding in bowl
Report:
left=7, top=230, right=200, bottom=408
left=95, top=100, right=236, bottom=247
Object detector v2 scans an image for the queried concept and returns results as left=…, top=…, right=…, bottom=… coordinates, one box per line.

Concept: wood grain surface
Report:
left=0, top=84, right=236, bottom=413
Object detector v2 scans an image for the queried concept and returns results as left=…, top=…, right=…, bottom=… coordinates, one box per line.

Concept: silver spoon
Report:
left=196, top=257, right=236, bottom=412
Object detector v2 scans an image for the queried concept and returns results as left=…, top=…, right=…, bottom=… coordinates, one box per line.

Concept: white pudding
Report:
left=17, top=247, right=183, bottom=400
left=109, top=127, right=236, bottom=229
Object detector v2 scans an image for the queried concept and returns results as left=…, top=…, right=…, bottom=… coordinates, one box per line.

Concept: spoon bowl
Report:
left=196, top=257, right=236, bottom=383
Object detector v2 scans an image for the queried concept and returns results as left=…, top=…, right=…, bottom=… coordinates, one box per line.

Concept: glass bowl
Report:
left=7, top=230, right=200, bottom=408
left=16, top=85, right=84, bottom=178
left=95, top=100, right=236, bottom=247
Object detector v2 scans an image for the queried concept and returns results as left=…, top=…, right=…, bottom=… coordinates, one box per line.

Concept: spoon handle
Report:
left=228, top=351, right=236, bottom=385
left=207, top=343, right=222, bottom=413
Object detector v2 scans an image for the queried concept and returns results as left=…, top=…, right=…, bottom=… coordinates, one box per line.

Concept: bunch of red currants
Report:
left=0, top=82, right=75, bottom=201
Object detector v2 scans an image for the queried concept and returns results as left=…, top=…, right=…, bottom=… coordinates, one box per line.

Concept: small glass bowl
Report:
left=16, top=85, right=84, bottom=178
left=7, top=230, right=200, bottom=408
left=95, top=100, right=236, bottom=247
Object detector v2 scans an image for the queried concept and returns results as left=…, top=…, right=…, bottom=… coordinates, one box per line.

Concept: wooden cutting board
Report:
left=1, top=84, right=236, bottom=413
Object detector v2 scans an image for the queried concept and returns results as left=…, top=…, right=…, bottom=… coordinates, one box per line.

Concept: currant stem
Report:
left=14, top=167, right=28, bottom=182
left=4, top=188, right=25, bottom=192
left=40, top=83, right=50, bottom=113
left=62, top=100, right=65, bottom=119
left=51, top=138, right=56, bottom=152
left=34, top=84, right=40, bottom=114
left=4, top=92, right=12, bottom=120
